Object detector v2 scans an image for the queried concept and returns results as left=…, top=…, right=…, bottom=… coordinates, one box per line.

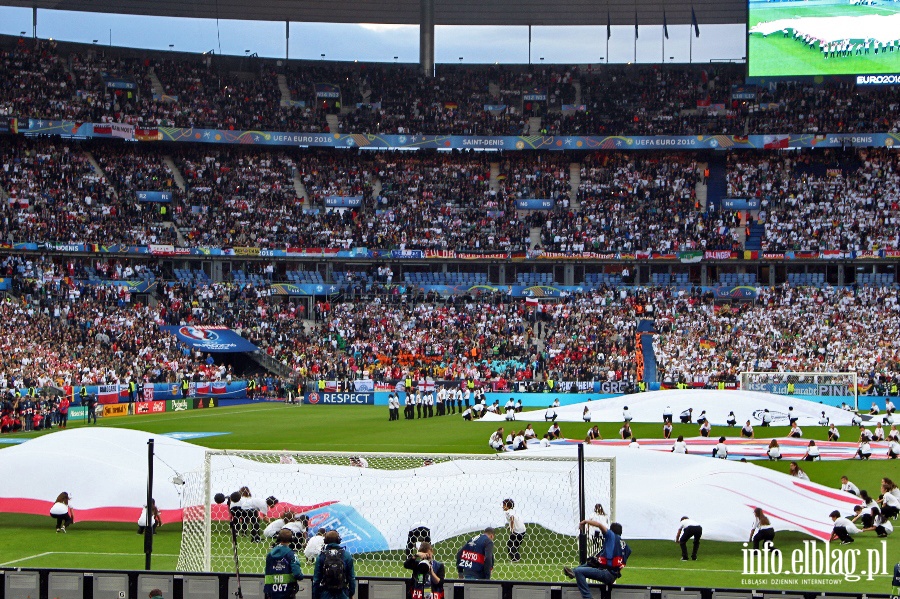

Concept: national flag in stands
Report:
left=98, top=384, right=120, bottom=405
left=607, top=11, right=612, bottom=40
left=635, top=12, right=639, bottom=39
left=526, top=297, right=540, bottom=306
left=699, top=338, right=717, bottom=350
left=444, top=102, right=458, bottom=109
left=663, top=11, right=669, bottom=39
left=691, top=7, right=700, bottom=37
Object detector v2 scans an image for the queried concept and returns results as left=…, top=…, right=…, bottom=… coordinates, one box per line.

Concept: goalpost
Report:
left=739, top=371, right=858, bottom=408
left=177, top=450, right=615, bottom=582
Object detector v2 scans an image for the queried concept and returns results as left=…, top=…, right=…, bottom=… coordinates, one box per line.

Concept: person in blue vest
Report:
left=564, top=519, right=631, bottom=598
left=455, top=527, right=495, bottom=580
left=265, top=528, right=304, bottom=599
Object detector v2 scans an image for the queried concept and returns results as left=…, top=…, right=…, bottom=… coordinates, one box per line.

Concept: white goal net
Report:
left=176, top=451, right=615, bottom=582
left=739, top=371, right=858, bottom=408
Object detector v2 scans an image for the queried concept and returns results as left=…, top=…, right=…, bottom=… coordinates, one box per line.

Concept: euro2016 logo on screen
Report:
left=178, top=326, right=219, bottom=342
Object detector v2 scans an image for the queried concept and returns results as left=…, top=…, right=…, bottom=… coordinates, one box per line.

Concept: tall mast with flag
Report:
left=634, top=9, right=639, bottom=62
left=606, top=9, right=611, bottom=64
left=662, top=9, right=669, bottom=64
left=690, top=7, right=700, bottom=63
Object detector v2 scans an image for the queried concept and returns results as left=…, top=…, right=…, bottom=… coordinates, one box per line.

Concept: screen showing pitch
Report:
left=748, top=0, right=900, bottom=82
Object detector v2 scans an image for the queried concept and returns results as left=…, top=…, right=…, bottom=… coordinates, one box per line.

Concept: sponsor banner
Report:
left=515, top=199, right=555, bottom=210
left=103, top=403, right=130, bottom=418
left=390, top=249, right=425, bottom=259
left=135, top=400, right=167, bottom=415
left=161, top=325, right=258, bottom=353
left=232, top=246, right=261, bottom=256
left=167, top=399, right=191, bottom=412
left=744, top=382, right=855, bottom=398
left=68, top=406, right=87, bottom=419
left=721, top=198, right=760, bottom=210
left=137, top=190, right=173, bottom=203
left=19, top=120, right=900, bottom=150
left=304, top=392, right=375, bottom=405
left=192, top=397, right=219, bottom=409
left=324, top=196, right=363, bottom=208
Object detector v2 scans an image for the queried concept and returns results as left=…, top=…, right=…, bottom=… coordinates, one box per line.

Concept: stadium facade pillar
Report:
left=419, top=0, right=435, bottom=77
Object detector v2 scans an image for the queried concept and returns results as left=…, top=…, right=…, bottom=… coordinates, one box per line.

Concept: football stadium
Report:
left=0, top=1, right=899, bottom=598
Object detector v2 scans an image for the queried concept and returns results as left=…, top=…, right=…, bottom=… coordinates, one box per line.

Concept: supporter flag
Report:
left=444, top=101, right=458, bottom=109
left=635, top=11, right=639, bottom=39
left=607, top=11, right=611, bottom=40
left=691, top=7, right=700, bottom=37
left=663, top=10, right=669, bottom=39
left=98, top=384, right=120, bottom=405
left=526, top=297, right=540, bottom=306
left=699, top=338, right=717, bottom=350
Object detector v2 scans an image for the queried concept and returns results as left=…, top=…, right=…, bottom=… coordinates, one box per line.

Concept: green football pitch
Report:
left=0, top=403, right=896, bottom=593
left=748, top=4, right=900, bottom=76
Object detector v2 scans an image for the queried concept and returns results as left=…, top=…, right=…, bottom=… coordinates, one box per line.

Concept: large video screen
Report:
left=748, top=0, right=900, bottom=81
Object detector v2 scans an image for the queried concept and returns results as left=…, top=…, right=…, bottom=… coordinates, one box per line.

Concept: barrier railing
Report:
left=0, top=568, right=894, bottom=599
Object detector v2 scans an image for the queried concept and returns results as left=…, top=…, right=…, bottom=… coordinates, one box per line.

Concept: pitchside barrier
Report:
left=2, top=569, right=895, bottom=599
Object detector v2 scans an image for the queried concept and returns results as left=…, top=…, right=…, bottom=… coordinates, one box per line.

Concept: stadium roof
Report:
left=2, top=0, right=745, bottom=27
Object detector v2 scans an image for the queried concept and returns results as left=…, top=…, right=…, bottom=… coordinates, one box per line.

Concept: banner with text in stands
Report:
left=22, top=120, right=900, bottom=151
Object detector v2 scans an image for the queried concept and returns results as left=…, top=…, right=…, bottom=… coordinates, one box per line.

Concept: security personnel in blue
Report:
left=455, top=527, right=495, bottom=579
left=313, top=530, right=356, bottom=599
left=404, top=541, right=445, bottom=599
left=265, top=528, right=304, bottom=599
left=563, top=518, right=631, bottom=598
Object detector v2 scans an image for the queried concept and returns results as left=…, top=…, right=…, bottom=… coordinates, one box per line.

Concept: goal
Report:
left=176, top=450, right=615, bottom=582
left=739, top=371, right=858, bottom=408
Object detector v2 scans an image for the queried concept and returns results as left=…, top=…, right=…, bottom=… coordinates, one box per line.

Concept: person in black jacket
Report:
left=404, top=542, right=445, bottom=599
left=456, top=527, right=495, bottom=580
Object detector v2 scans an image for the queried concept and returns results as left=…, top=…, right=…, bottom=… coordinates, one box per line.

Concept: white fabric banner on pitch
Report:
left=0, top=428, right=858, bottom=545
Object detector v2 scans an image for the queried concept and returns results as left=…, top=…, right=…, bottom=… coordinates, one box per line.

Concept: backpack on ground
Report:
left=322, top=547, right=346, bottom=590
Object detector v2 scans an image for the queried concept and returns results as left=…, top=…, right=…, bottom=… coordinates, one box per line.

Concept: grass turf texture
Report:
left=748, top=4, right=900, bottom=76
left=0, top=403, right=897, bottom=592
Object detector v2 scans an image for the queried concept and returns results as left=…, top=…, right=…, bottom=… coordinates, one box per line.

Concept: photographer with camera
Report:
left=265, top=529, right=305, bottom=599
left=563, top=519, right=631, bottom=599
left=403, top=542, right=445, bottom=599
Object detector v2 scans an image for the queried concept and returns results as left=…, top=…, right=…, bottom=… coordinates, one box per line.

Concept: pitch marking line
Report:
left=0, top=552, right=179, bottom=566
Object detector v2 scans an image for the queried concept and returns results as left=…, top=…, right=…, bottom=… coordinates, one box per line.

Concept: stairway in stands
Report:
left=745, top=221, right=765, bottom=251
left=637, top=319, right=658, bottom=383
left=704, top=153, right=727, bottom=212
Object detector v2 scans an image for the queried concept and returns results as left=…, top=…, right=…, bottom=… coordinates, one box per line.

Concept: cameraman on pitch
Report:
left=404, top=542, right=445, bottom=599
left=265, top=528, right=305, bottom=599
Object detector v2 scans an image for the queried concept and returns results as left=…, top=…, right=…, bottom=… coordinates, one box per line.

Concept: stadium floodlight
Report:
left=178, top=450, right=615, bottom=580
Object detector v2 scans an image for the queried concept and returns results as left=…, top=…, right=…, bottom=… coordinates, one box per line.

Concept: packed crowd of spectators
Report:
left=536, top=152, right=737, bottom=253
left=727, top=148, right=900, bottom=251
left=4, top=38, right=900, bottom=135
left=652, top=285, right=900, bottom=387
